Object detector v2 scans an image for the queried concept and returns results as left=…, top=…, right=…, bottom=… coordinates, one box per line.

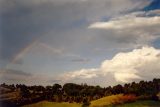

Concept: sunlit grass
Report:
left=90, top=94, right=123, bottom=107
left=22, top=95, right=123, bottom=107
left=22, top=95, right=160, bottom=107
left=22, top=101, right=82, bottom=107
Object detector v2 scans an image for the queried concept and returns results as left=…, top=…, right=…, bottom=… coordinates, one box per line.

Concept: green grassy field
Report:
left=22, top=100, right=160, bottom=107
left=22, top=94, right=123, bottom=107
left=22, top=101, right=82, bottom=107
left=90, top=94, right=123, bottom=107
left=116, top=100, right=160, bottom=107
left=22, top=94, right=160, bottom=107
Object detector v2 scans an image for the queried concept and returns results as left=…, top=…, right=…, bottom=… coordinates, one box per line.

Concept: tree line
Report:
left=0, top=78, right=160, bottom=106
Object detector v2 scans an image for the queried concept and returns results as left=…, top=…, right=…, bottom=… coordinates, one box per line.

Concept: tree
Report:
left=82, top=98, right=90, bottom=107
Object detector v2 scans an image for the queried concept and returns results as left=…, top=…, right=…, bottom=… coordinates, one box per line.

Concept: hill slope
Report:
left=22, top=101, right=81, bottom=107
left=22, top=94, right=160, bottom=107
left=90, top=94, right=123, bottom=107
left=116, top=100, right=160, bottom=107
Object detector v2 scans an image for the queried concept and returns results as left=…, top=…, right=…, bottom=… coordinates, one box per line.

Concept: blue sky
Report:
left=0, top=0, right=160, bottom=86
left=144, top=0, right=160, bottom=10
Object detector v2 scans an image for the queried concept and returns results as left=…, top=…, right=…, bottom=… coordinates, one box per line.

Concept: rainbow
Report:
left=5, top=39, right=39, bottom=69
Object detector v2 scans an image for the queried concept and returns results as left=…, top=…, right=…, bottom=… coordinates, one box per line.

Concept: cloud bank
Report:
left=0, top=0, right=151, bottom=62
left=0, top=69, right=57, bottom=85
left=89, top=16, right=160, bottom=30
left=89, top=10, right=160, bottom=48
left=59, top=47, right=160, bottom=83
left=1, top=47, right=160, bottom=85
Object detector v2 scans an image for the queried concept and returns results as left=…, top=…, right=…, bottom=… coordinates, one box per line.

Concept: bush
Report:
left=113, top=94, right=137, bottom=105
left=138, top=95, right=151, bottom=100
left=120, top=94, right=137, bottom=103
left=82, top=98, right=90, bottom=107
left=152, top=94, right=159, bottom=101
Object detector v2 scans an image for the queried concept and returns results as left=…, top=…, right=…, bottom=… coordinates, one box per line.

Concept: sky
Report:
left=0, top=0, right=160, bottom=87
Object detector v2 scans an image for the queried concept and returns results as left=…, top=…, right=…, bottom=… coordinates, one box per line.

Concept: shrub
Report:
left=138, top=95, right=151, bottom=100
left=82, top=98, right=90, bottom=107
left=113, top=94, right=137, bottom=105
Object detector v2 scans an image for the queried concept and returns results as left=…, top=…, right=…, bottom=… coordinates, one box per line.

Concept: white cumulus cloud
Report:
left=88, top=10, right=160, bottom=49
left=59, top=47, right=160, bottom=83
left=58, top=68, right=98, bottom=82
left=101, top=46, right=160, bottom=82
left=88, top=16, right=160, bottom=30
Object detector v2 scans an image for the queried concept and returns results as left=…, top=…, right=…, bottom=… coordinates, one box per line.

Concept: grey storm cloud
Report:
left=0, top=69, right=59, bottom=85
left=0, top=69, right=31, bottom=76
left=71, top=58, right=90, bottom=63
left=0, top=0, right=150, bottom=61
left=0, top=69, right=32, bottom=83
